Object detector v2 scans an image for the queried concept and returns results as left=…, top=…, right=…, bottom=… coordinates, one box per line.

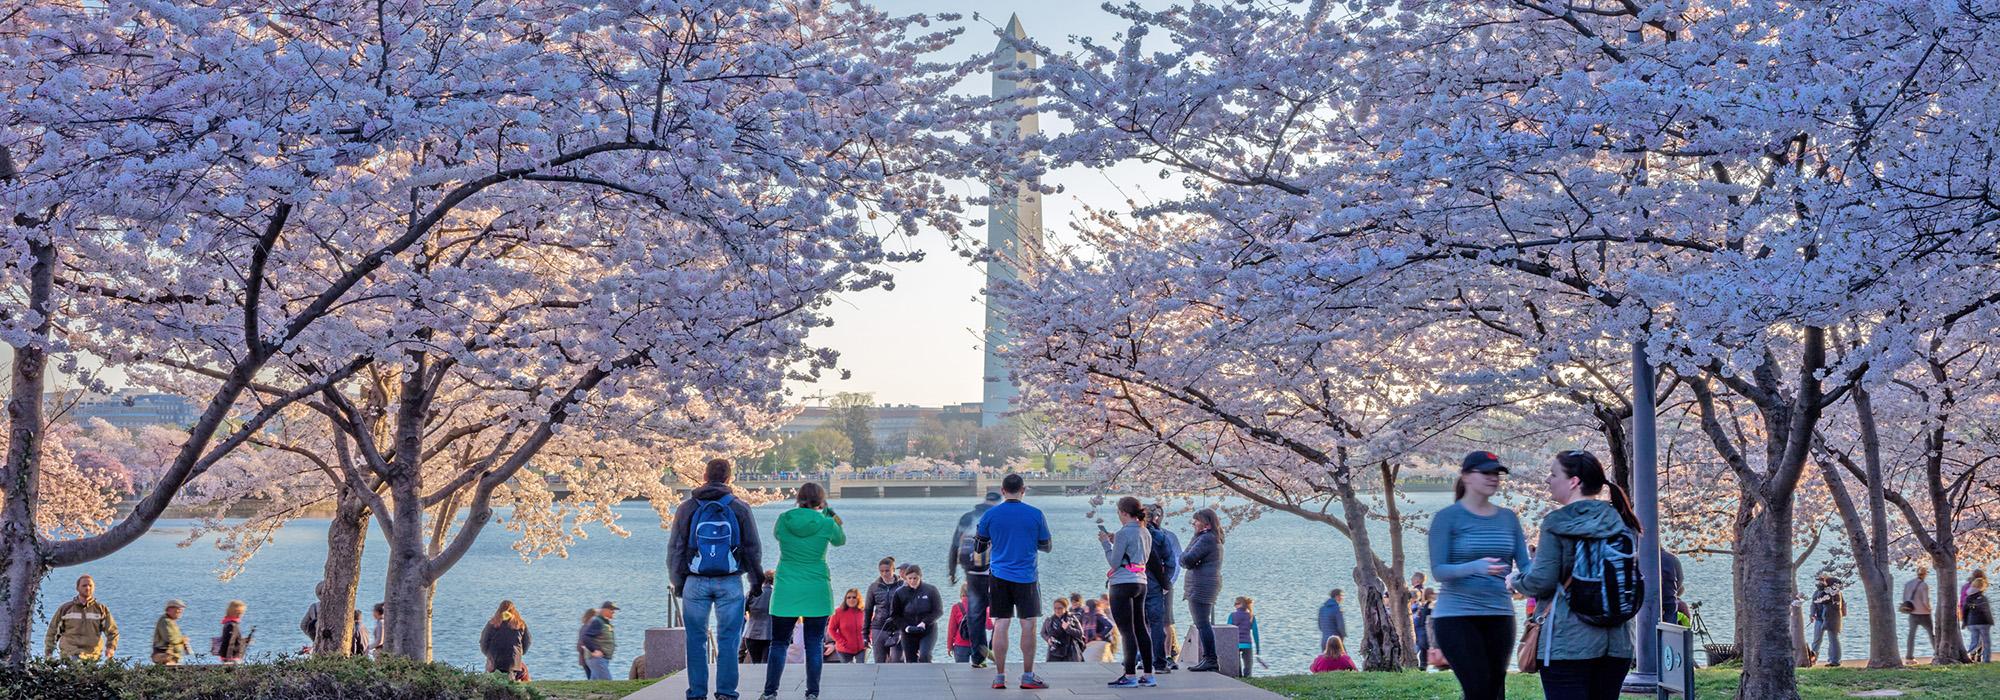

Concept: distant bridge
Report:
left=540, top=473, right=1104, bottom=500
left=682, top=474, right=1101, bottom=499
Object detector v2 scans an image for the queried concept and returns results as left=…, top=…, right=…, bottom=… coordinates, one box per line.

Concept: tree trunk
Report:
left=1, top=233, right=56, bottom=666
left=381, top=477, right=434, bottom=660
left=1333, top=470, right=1405, bottom=670
left=1734, top=497, right=1801, bottom=700
left=1816, top=453, right=1900, bottom=667
left=313, top=494, right=371, bottom=655
left=1378, top=463, right=1419, bottom=669
left=1932, top=558, right=1963, bottom=664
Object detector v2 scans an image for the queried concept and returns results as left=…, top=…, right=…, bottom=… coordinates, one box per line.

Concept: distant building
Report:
left=776, top=402, right=984, bottom=452
left=48, top=390, right=196, bottom=430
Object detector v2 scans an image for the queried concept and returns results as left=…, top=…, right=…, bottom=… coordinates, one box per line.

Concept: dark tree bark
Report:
left=312, top=493, right=372, bottom=655
left=0, top=223, right=55, bottom=665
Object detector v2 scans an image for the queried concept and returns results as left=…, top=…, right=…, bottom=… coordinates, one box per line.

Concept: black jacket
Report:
left=667, top=483, right=765, bottom=595
left=865, top=577, right=902, bottom=633
left=480, top=622, right=531, bottom=671
left=1179, top=530, right=1222, bottom=605
left=889, top=583, right=944, bottom=635
left=1966, top=592, right=1994, bottom=627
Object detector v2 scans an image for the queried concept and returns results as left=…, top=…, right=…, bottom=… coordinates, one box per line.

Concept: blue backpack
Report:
left=1562, top=531, right=1645, bottom=627
left=688, top=494, right=742, bottom=576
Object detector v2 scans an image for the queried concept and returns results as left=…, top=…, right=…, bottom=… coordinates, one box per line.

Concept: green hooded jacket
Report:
left=1518, top=499, right=1638, bottom=663
left=770, top=507, right=847, bottom=618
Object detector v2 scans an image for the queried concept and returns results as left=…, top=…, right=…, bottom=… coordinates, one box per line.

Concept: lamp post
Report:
left=1624, top=340, right=1663, bottom=692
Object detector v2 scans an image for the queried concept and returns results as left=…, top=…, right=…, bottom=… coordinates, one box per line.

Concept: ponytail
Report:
left=1607, top=482, right=1644, bottom=535
left=1453, top=474, right=1467, bottom=501
left=1554, top=449, right=1643, bottom=534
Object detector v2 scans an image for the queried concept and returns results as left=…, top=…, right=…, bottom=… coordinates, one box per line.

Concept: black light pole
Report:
left=1625, top=340, right=1663, bottom=691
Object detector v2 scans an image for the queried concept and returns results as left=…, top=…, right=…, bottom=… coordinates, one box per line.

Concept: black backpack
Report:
left=1144, top=529, right=1172, bottom=590
left=1561, top=531, right=1645, bottom=627
left=957, top=532, right=989, bottom=574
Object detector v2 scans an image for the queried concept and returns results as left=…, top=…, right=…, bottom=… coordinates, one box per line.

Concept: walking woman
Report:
left=763, top=482, right=846, bottom=700
left=1429, top=451, right=1531, bottom=700
left=1516, top=450, right=1641, bottom=700
left=828, top=589, right=866, bottom=662
left=1966, top=578, right=1993, bottom=663
left=888, top=565, right=945, bottom=663
left=217, top=600, right=253, bottom=664
left=1179, top=508, right=1224, bottom=672
left=575, top=609, right=598, bottom=676
left=1099, top=496, right=1156, bottom=688
left=480, top=600, right=533, bottom=680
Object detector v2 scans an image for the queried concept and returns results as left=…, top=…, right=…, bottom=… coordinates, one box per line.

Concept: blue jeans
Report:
left=1968, top=624, right=1992, bottom=663
left=965, top=574, right=992, bottom=659
left=584, top=655, right=612, bottom=680
left=765, top=616, right=827, bottom=695
left=1811, top=618, right=1841, bottom=665
left=1144, top=584, right=1173, bottom=666
left=684, top=576, right=747, bottom=699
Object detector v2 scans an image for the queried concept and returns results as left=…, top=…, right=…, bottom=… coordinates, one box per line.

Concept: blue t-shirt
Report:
left=977, top=500, right=1051, bottom=584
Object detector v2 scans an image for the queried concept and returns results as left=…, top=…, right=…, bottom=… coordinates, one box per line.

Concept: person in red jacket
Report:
left=828, top=589, right=867, bottom=662
left=947, top=583, right=992, bottom=663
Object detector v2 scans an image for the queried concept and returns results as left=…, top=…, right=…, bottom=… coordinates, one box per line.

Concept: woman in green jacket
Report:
left=762, top=482, right=846, bottom=700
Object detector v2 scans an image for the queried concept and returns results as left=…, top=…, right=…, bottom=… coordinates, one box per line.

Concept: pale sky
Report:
left=794, top=0, right=1177, bottom=408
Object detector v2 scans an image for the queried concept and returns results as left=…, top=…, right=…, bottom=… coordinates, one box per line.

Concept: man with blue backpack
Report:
left=669, top=458, right=766, bottom=700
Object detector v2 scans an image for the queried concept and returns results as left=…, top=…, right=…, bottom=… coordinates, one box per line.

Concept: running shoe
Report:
left=992, top=673, right=1008, bottom=689
left=1137, top=675, right=1158, bottom=687
left=1019, top=673, right=1049, bottom=690
left=1106, top=675, right=1139, bottom=688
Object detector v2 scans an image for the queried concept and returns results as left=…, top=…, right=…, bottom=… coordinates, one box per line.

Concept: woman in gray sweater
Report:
left=1099, top=496, right=1156, bottom=687
left=1179, top=508, right=1224, bottom=672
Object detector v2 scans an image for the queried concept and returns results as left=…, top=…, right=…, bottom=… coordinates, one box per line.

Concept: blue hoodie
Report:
left=1317, top=597, right=1345, bottom=644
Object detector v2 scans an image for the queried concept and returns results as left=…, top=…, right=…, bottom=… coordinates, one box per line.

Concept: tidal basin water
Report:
left=37, top=493, right=1903, bottom=678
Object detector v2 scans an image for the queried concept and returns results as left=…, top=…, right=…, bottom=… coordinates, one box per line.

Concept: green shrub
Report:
left=1, top=655, right=536, bottom=700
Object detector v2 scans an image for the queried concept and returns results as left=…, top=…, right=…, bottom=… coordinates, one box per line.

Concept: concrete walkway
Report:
left=626, top=662, right=1287, bottom=700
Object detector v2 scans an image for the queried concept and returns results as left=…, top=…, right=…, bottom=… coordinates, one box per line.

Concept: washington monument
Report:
left=981, top=15, right=1043, bottom=428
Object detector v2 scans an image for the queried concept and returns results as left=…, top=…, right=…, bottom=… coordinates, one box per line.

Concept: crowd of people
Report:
left=662, top=458, right=1243, bottom=699
left=53, top=447, right=1998, bottom=698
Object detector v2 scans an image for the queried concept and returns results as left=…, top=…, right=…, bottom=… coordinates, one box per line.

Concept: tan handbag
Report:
left=1515, top=616, right=1544, bottom=674
left=1426, top=646, right=1450, bottom=669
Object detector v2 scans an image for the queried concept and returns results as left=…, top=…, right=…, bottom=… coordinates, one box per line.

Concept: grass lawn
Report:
left=528, top=678, right=659, bottom=700
left=1247, top=663, right=2000, bottom=699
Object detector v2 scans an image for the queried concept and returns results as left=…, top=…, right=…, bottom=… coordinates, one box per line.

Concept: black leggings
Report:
left=1109, top=582, right=1155, bottom=675
left=1433, top=615, right=1515, bottom=700
left=1540, top=656, right=1630, bottom=700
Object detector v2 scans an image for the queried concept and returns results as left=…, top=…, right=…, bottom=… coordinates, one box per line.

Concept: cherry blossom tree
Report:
left=2, top=0, right=967, bottom=663
left=1815, top=315, right=2000, bottom=665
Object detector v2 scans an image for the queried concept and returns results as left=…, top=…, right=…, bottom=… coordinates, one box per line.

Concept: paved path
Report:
left=626, top=662, right=1286, bottom=700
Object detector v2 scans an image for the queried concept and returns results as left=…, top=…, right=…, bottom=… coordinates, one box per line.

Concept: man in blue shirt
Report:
left=1143, top=503, right=1182, bottom=671
left=975, top=474, right=1052, bottom=690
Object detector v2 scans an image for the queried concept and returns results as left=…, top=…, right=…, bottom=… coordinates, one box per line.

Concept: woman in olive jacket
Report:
left=1179, top=508, right=1225, bottom=672
left=1516, top=451, right=1642, bottom=700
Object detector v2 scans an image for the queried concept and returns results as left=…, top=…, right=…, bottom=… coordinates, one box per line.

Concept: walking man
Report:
left=1905, top=567, right=1935, bottom=661
left=46, top=575, right=118, bottom=660
left=975, top=474, right=1053, bottom=689
left=151, top=600, right=190, bottom=665
left=580, top=601, right=619, bottom=680
left=949, top=491, right=1002, bottom=667
left=1142, top=504, right=1181, bottom=671
left=864, top=557, right=902, bottom=662
left=1318, top=590, right=1346, bottom=646
left=669, top=458, right=766, bottom=697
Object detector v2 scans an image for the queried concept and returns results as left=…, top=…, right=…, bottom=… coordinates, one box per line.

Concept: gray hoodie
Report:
left=1102, top=522, right=1152, bottom=586
left=1518, top=499, right=1637, bottom=663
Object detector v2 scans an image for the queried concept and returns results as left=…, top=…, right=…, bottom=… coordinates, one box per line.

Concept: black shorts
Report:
left=988, top=578, right=1042, bottom=619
